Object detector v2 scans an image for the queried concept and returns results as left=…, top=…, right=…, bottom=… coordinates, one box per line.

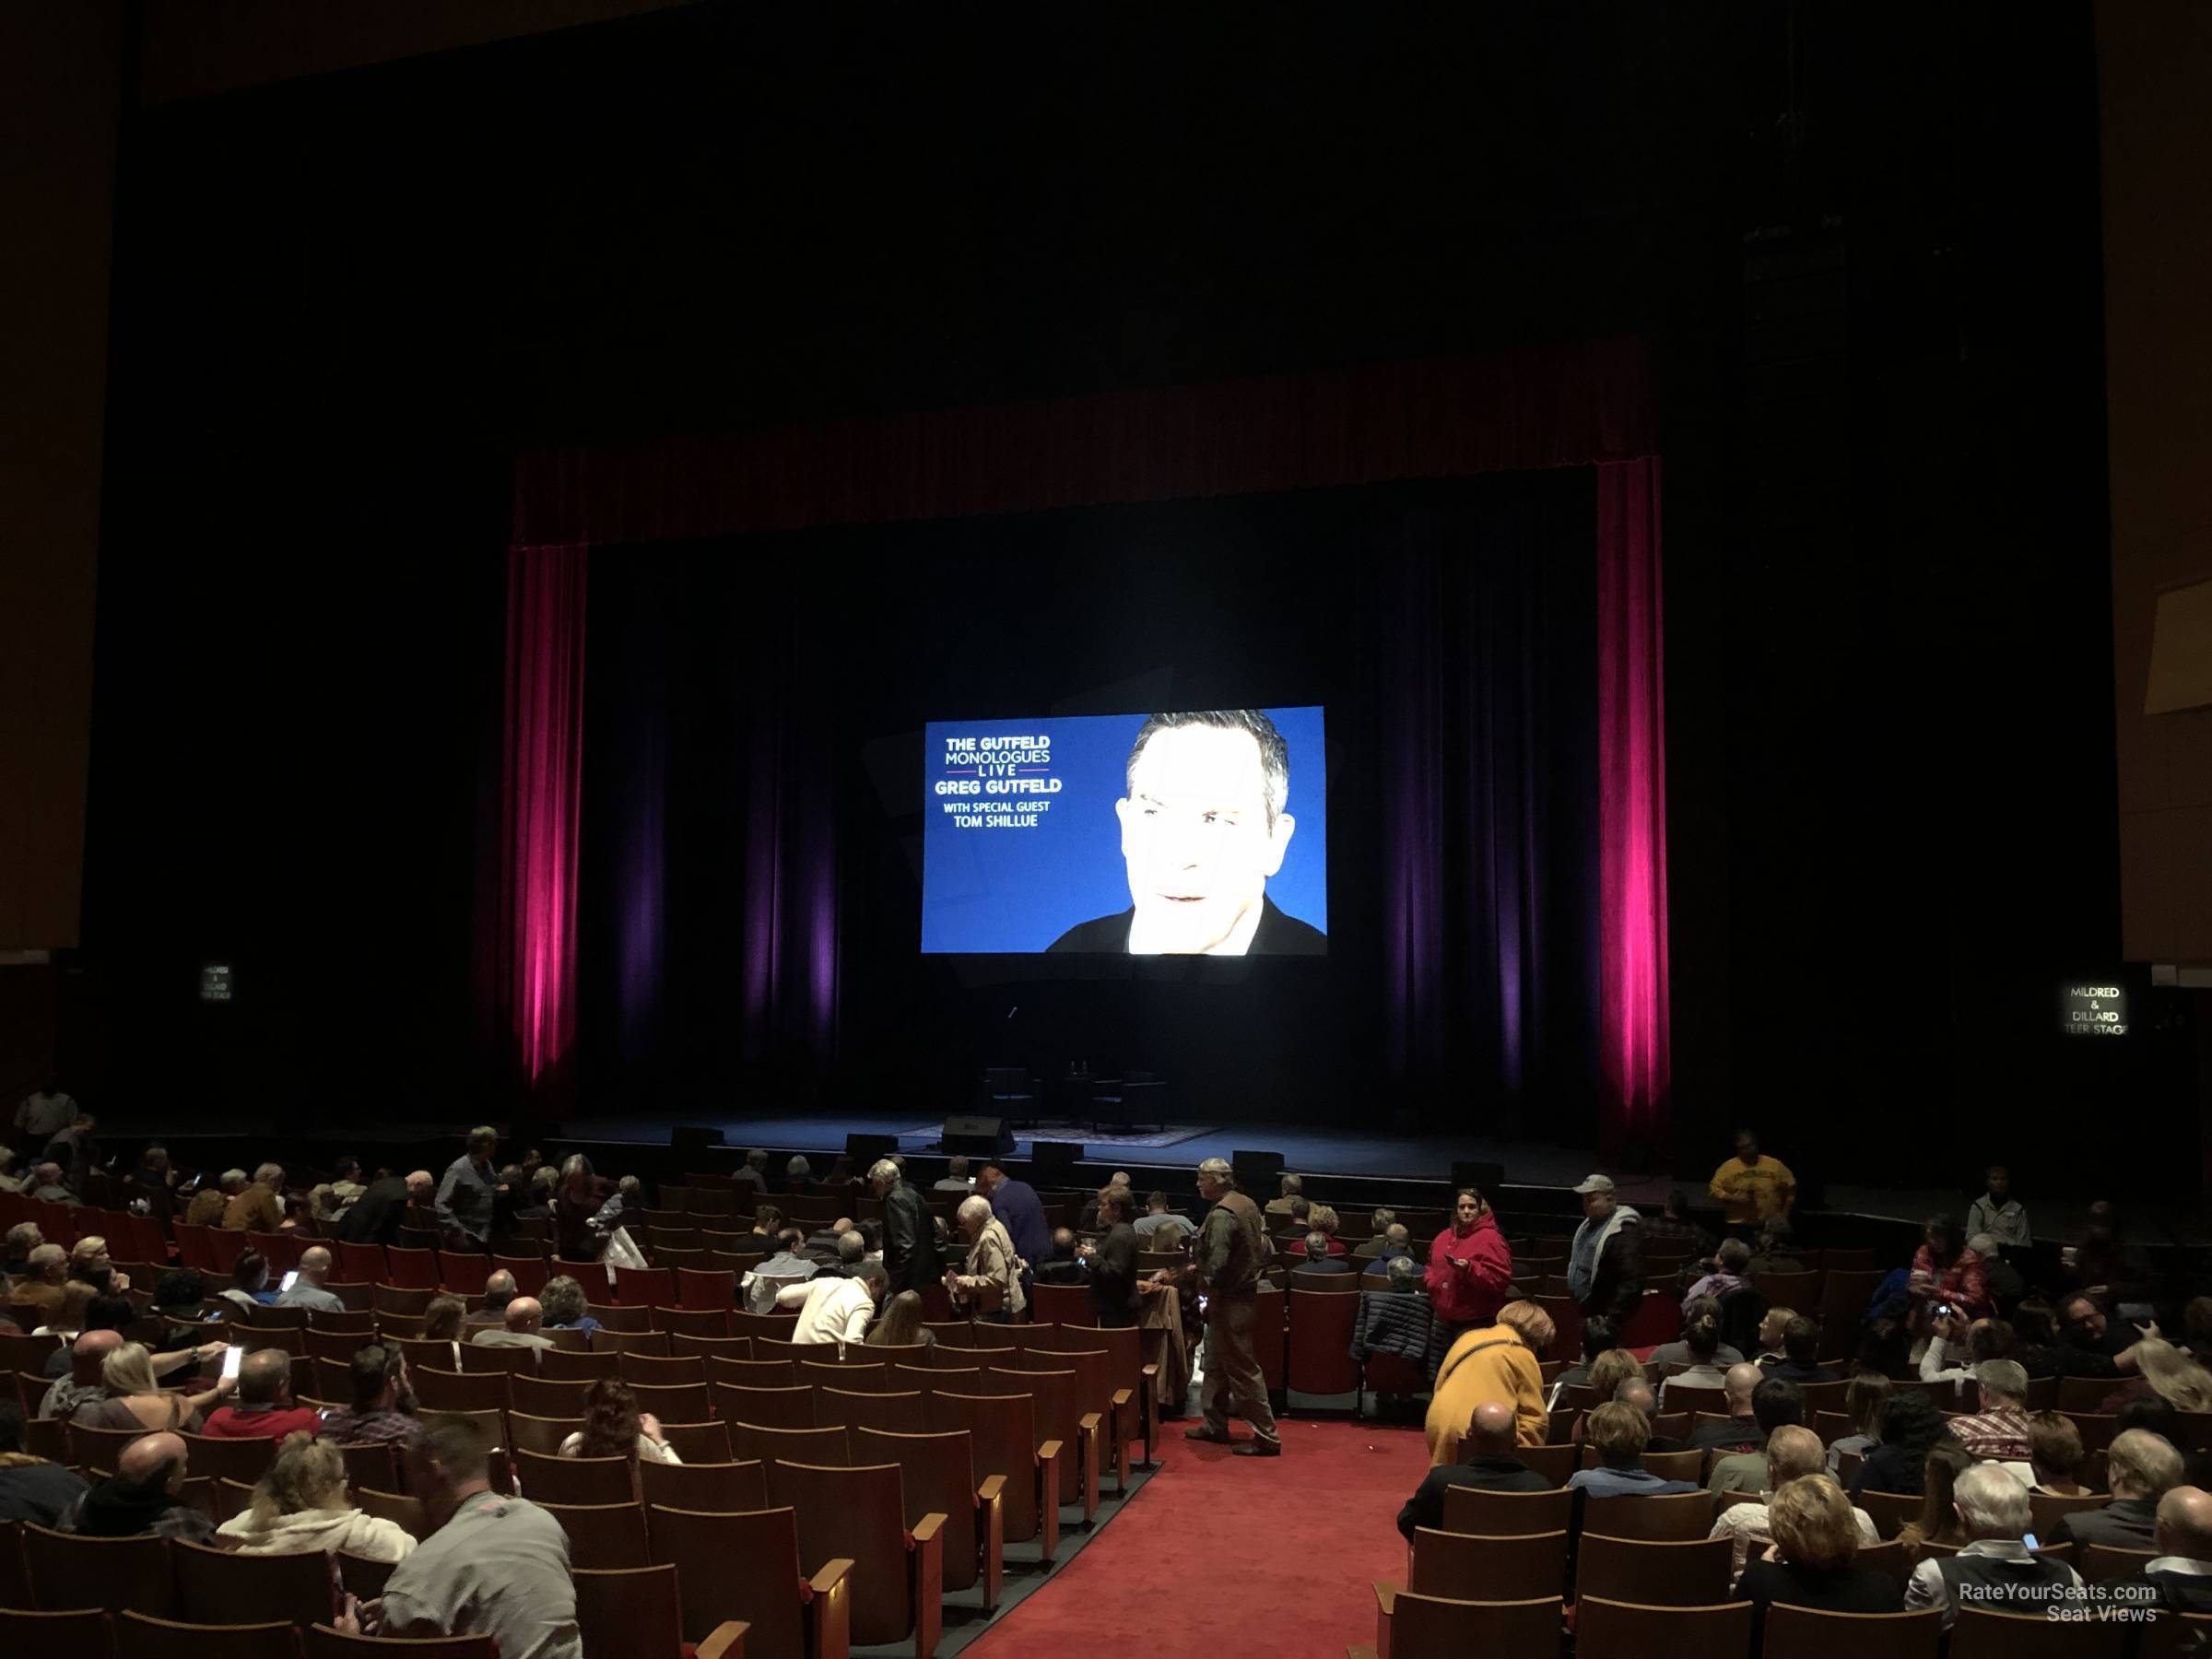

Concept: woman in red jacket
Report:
left=1426, top=1188, right=1515, bottom=1350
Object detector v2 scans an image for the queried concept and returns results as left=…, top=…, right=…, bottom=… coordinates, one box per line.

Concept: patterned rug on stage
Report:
left=898, top=1121, right=1216, bottom=1151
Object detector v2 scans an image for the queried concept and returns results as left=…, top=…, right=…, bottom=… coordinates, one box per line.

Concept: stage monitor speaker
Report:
left=1452, top=1160, right=1506, bottom=1196
left=671, top=1125, right=725, bottom=1155
left=1031, top=1140, right=1084, bottom=1182
left=943, top=1114, right=1016, bottom=1159
left=1231, top=1149, right=1285, bottom=1192
left=845, top=1132, right=900, bottom=1165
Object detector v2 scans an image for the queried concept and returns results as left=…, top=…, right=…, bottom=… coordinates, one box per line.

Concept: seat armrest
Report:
left=1035, top=1439, right=1064, bottom=1560
left=910, top=1513, right=946, bottom=1659
left=697, top=1619, right=750, bottom=1659
left=975, top=1476, right=1006, bottom=1612
left=808, top=1558, right=854, bottom=1659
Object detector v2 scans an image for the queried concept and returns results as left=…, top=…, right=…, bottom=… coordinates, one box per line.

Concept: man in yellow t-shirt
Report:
left=1709, top=1129, right=1796, bottom=1232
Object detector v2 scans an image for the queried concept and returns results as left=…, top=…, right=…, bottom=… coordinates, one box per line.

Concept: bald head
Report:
left=2156, top=1487, right=2212, bottom=1563
left=119, top=1430, right=187, bottom=1493
left=1614, top=1380, right=1657, bottom=1418
left=72, top=1326, right=124, bottom=1382
left=1464, top=1400, right=1518, bottom=1460
left=239, top=1346, right=291, bottom=1404
left=1724, top=1362, right=1763, bottom=1411
left=504, top=1297, right=543, bottom=1333
left=298, top=1246, right=332, bottom=1282
left=406, top=1171, right=435, bottom=1202
left=1765, top=1424, right=1825, bottom=1484
left=484, top=1270, right=517, bottom=1301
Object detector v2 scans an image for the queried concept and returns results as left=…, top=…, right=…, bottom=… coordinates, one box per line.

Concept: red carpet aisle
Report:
left=963, top=1420, right=1431, bottom=1659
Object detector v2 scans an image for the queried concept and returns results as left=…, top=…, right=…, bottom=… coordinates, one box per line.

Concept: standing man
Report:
left=1153, top=1157, right=1281, bottom=1458
left=12, top=1077, right=76, bottom=1148
left=974, top=1160, right=1053, bottom=1272
left=1709, top=1129, right=1796, bottom=1238
left=1967, top=1166, right=2031, bottom=1250
left=437, top=1127, right=502, bottom=1253
left=868, top=1159, right=941, bottom=1297
left=1568, top=1174, right=1643, bottom=1324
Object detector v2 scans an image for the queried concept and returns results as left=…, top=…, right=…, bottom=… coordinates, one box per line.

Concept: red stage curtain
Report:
left=500, top=543, right=588, bottom=1093
left=1596, top=458, right=1670, bottom=1156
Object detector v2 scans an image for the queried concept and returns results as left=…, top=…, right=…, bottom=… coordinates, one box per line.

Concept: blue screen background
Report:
left=921, top=705, right=1327, bottom=953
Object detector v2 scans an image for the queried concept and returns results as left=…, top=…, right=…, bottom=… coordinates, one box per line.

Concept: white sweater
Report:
left=216, top=1503, right=418, bottom=1562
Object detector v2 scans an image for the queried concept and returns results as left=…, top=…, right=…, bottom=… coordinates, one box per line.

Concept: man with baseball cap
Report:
left=1149, top=1158, right=1280, bottom=1456
left=1568, top=1173, right=1643, bottom=1324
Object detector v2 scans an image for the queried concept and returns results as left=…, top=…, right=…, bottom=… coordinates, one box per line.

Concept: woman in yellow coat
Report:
left=1423, top=1299, right=1556, bottom=1465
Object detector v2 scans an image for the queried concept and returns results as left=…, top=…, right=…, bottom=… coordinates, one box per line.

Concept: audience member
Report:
left=320, top=1342, right=423, bottom=1449
left=1086, top=1185, right=1142, bottom=1326
left=1851, top=1390, right=1958, bottom=1500
left=1948, top=1358, right=2032, bottom=1460
left=559, top=1378, right=679, bottom=1465
left=12, top=1242, right=68, bottom=1324
left=316, top=1155, right=369, bottom=1224
left=27, top=1161, right=73, bottom=1204
left=549, top=1154, right=610, bottom=1262
left=62, top=1430, right=217, bottom=1542
left=77, top=1342, right=229, bottom=1432
left=1684, top=1363, right=1770, bottom=1456
left=732, top=1147, right=769, bottom=1192
left=1966, top=1163, right=2031, bottom=1250
left=1359, top=1224, right=1414, bottom=1279
left=1030, top=1228, right=1088, bottom=1285
left=40, top=1328, right=121, bottom=1419
left=1919, top=1313, right=2015, bottom=1384
left=1354, top=1208, right=1400, bottom=1260
left=973, top=1160, right=1053, bottom=1270
left=49, top=1295, right=219, bottom=1382
left=2130, top=1486, right=2212, bottom=1613
left=3, top=1220, right=40, bottom=1276
left=418, top=1296, right=466, bottom=1367
left=782, top=1155, right=813, bottom=1194
left=275, top=1245, right=348, bottom=1313
left=1135, top=1191, right=1197, bottom=1242
left=1657, top=1311, right=1735, bottom=1412
left=203, top=1347, right=323, bottom=1440
left=1424, top=1188, right=1514, bottom=1352
left=1762, top=1316, right=1841, bottom=1384
left=43, top=1111, right=97, bottom=1194
left=472, top=1298, right=554, bottom=1355
left=187, top=1170, right=243, bottom=1226
left=1568, top=1174, right=1642, bottom=1322
left=1551, top=1315, right=1621, bottom=1394
left=933, top=1155, right=974, bottom=1194
left=781, top=1258, right=888, bottom=1342
left=12, top=1077, right=76, bottom=1146
left=66, top=1235, right=126, bottom=1296
left=1908, top=1218, right=1991, bottom=1336
left=1640, top=1190, right=1712, bottom=1259
left=363, top=1418, right=579, bottom=1654
left=1894, top=1441, right=1973, bottom=1554
left=465, top=1271, right=518, bottom=1328
left=1264, top=1172, right=1302, bottom=1219
left=1972, top=1233, right=2027, bottom=1313
left=1708, top=1380, right=1807, bottom=1493
left=2053, top=1428, right=2185, bottom=1548
left=946, top=1197, right=1026, bottom=1321
left=865, top=1289, right=936, bottom=1350
left=1425, top=1300, right=1554, bottom=1463
left=1295, top=1230, right=1355, bottom=1276
left=538, top=1276, right=601, bottom=1335
left=2025, top=1409, right=2089, bottom=1495
left=1610, top=1380, right=1681, bottom=1451
left=1566, top=1402, right=1700, bottom=1497
left=334, top=1169, right=434, bottom=1246
left=223, top=1162, right=288, bottom=1232
left=1709, top=1425, right=1877, bottom=1585
left=218, top=1430, right=417, bottom=1559
left=1826, top=1371, right=1890, bottom=1474
left=869, top=1158, right=941, bottom=1297
left=0, top=1398, right=88, bottom=1524
left=1683, top=1238, right=1753, bottom=1312
left=1751, top=1307, right=1794, bottom=1370
left=2102, top=1335, right=2212, bottom=1416
left=435, top=1128, right=501, bottom=1250
left=744, top=1229, right=818, bottom=1312
left=1734, top=1474, right=1905, bottom=1621
left=1649, top=1298, right=1746, bottom=1374
left=1395, top=1399, right=1549, bottom=1540
left=1708, top=1127, right=1795, bottom=1235
left=1904, top=1463, right=2082, bottom=1626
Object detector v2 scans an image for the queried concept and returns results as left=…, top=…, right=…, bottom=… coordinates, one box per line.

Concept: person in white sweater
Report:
left=217, top=1431, right=416, bottom=1562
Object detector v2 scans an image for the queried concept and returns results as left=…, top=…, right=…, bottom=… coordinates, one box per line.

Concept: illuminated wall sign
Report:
left=200, top=964, right=234, bottom=1003
left=2062, top=982, right=2125, bottom=1037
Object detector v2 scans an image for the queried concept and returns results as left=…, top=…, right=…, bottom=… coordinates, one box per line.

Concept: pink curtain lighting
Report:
left=500, top=543, right=588, bottom=1088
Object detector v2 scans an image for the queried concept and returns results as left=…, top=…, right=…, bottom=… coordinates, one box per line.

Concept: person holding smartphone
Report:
left=1424, top=1188, right=1514, bottom=1354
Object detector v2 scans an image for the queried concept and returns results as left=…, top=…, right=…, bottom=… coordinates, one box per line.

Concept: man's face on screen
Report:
left=1114, top=724, right=1294, bottom=955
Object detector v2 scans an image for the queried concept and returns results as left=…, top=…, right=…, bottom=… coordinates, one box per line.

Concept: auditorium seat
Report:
left=1574, top=1532, right=1730, bottom=1605
left=539, top=1500, right=651, bottom=1570
left=539, top=1349, right=621, bottom=1382
left=412, top=1367, right=511, bottom=1414
left=708, top=1355, right=796, bottom=1389
left=1951, top=1605, right=2129, bottom=1658
left=818, top=1388, right=928, bottom=1436
left=1405, top=1526, right=1569, bottom=1601
left=1440, top=1485, right=1574, bottom=1536
left=646, top=1503, right=849, bottom=1659
left=1759, top=1601, right=1941, bottom=1657
left=489, top=1254, right=550, bottom=1297
left=305, top=1626, right=494, bottom=1656
left=506, top=1412, right=582, bottom=1456
left=1359, top=1587, right=1561, bottom=1659
left=714, top=1383, right=817, bottom=1429
left=647, top=1304, right=728, bottom=1337
left=574, top=1562, right=747, bottom=1659
left=21, top=1523, right=174, bottom=1618
left=799, top=1359, right=886, bottom=1394
left=586, top=1305, right=653, bottom=1335
left=1573, top=1595, right=1752, bottom=1659
left=854, top=1426, right=1005, bottom=1611
left=513, top=1447, right=631, bottom=1504
left=512, top=1373, right=594, bottom=1418
left=617, top=1352, right=706, bottom=1387
left=769, top=1458, right=945, bottom=1653
left=667, top=1332, right=751, bottom=1362
left=637, top=1456, right=768, bottom=1513
left=0, top=1608, right=115, bottom=1658
left=456, top=1342, right=535, bottom=1380
left=1580, top=1491, right=1713, bottom=1542
left=172, top=1535, right=335, bottom=1629
left=927, top=1390, right=1060, bottom=1561
left=593, top=1331, right=673, bottom=1360
left=374, top=1285, right=435, bottom=1317
left=652, top=1420, right=732, bottom=1464
left=382, top=1248, right=439, bottom=1290
left=1856, top=1489, right=1919, bottom=1539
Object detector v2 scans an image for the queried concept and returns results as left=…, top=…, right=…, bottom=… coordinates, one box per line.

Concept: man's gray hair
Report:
left=746, top=1148, right=768, bottom=1169
left=1975, top=1359, right=2029, bottom=1403
left=1953, top=1461, right=2031, bottom=1538
left=1968, top=1233, right=1999, bottom=1257
left=1304, top=1231, right=1332, bottom=1258
left=466, top=1125, right=498, bottom=1150
left=1196, top=1158, right=1233, bottom=1183
left=957, top=1194, right=993, bottom=1227
left=617, top=1174, right=642, bottom=1197
left=1386, top=1255, right=1425, bottom=1293
left=867, top=1159, right=901, bottom=1186
left=837, top=1230, right=865, bottom=1264
left=787, top=1156, right=811, bottom=1178
left=2111, top=1429, right=2187, bottom=1500
left=1125, top=709, right=1289, bottom=827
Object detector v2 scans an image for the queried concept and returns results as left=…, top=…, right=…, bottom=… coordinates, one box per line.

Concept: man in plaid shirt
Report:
left=1947, top=1358, right=2032, bottom=1460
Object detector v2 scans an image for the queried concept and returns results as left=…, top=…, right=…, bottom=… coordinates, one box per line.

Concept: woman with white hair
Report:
left=76, top=1343, right=231, bottom=1432
left=947, top=1194, right=1026, bottom=1321
left=218, top=1431, right=417, bottom=1560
